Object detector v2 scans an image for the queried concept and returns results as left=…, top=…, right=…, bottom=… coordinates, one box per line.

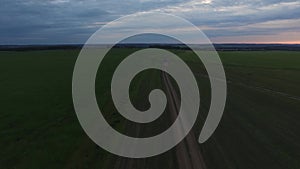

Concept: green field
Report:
left=0, top=49, right=299, bottom=169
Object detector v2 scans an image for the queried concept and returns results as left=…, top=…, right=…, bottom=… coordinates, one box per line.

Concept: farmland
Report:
left=0, top=49, right=299, bottom=169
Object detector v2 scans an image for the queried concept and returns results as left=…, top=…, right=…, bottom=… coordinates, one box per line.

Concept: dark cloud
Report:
left=0, top=0, right=299, bottom=44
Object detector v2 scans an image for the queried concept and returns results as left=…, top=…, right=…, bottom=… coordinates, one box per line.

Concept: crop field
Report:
left=0, top=49, right=299, bottom=169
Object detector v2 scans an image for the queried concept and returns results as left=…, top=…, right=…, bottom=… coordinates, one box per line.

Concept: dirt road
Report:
left=112, top=72, right=207, bottom=169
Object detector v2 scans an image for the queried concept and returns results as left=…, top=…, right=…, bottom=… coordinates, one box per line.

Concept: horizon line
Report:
left=1, top=43, right=300, bottom=46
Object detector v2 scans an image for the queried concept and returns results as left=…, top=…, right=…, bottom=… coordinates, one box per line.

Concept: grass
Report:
left=0, top=49, right=299, bottom=169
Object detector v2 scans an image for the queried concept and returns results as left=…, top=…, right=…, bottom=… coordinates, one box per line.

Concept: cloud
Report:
left=148, top=0, right=300, bottom=42
left=0, top=0, right=299, bottom=44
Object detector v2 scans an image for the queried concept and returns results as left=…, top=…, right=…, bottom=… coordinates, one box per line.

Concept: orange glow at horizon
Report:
left=265, top=41, right=300, bottom=44
left=211, top=32, right=300, bottom=44
left=212, top=41, right=300, bottom=44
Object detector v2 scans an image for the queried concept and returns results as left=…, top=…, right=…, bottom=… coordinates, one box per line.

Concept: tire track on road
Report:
left=162, top=72, right=207, bottom=169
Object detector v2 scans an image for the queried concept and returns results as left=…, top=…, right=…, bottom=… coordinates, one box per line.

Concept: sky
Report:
left=1, top=0, right=300, bottom=44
